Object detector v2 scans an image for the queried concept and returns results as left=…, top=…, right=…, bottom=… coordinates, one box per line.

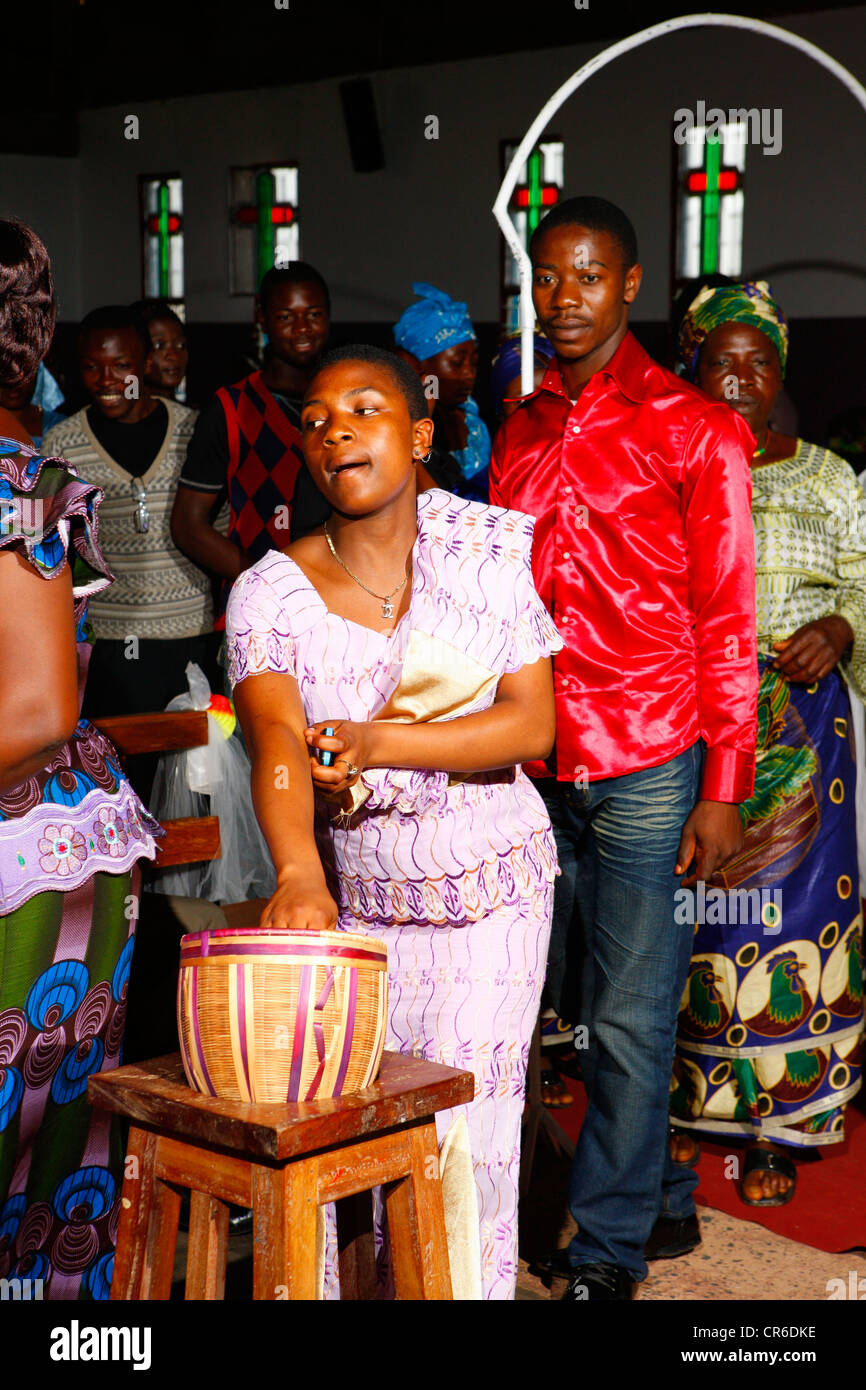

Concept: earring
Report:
left=414, top=449, right=433, bottom=465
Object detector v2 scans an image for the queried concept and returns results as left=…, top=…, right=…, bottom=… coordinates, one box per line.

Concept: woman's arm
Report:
left=772, top=615, right=853, bottom=682
left=0, top=550, right=79, bottom=794
left=305, top=656, right=555, bottom=795
left=778, top=459, right=866, bottom=694
left=233, top=670, right=338, bottom=930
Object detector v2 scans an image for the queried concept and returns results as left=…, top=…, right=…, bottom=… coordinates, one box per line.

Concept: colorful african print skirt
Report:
left=0, top=869, right=139, bottom=1298
left=672, top=663, right=863, bottom=1147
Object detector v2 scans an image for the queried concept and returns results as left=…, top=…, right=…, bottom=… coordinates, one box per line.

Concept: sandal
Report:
left=739, top=1144, right=797, bottom=1207
left=669, top=1127, right=701, bottom=1165
left=540, top=1066, right=574, bottom=1108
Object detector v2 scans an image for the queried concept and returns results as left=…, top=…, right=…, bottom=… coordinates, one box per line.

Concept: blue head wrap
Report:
left=490, top=333, right=555, bottom=415
left=393, top=282, right=476, bottom=362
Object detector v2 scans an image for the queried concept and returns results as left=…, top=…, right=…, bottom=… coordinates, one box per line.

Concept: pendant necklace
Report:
left=323, top=522, right=410, bottom=619
left=129, top=476, right=150, bottom=533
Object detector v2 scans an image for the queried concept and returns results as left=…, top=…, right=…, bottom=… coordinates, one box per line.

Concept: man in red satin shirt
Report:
left=490, top=197, right=757, bottom=1302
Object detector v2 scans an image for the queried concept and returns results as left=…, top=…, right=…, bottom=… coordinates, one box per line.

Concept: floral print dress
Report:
left=0, top=438, right=158, bottom=1299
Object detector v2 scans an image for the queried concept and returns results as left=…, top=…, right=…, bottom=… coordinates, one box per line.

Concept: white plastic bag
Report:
left=148, top=662, right=276, bottom=904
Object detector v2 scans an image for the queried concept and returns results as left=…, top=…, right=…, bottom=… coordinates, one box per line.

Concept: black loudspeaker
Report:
left=339, top=78, right=385, bottom=173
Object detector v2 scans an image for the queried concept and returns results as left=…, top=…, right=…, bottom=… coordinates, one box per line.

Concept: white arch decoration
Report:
left=493, top=12, right=866, bottom=391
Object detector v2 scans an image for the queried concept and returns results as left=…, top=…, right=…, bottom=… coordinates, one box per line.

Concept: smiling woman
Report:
left=131, top=300, right=189, bottom=403
left=42, top=305, right=218, bottom=796
left=226, top=342, right=563, bottom=1299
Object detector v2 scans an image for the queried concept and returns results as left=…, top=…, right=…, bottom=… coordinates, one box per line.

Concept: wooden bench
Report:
left=96, top=709, right=269, bottom=929
left=96, top=710, right=221, bottom=868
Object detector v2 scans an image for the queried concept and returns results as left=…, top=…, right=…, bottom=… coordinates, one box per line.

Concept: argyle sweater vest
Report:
left=216, top=370, right=304, bottom=624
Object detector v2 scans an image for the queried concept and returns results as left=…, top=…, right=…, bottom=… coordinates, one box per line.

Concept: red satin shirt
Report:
left=490, top=331, right=757, bottom=803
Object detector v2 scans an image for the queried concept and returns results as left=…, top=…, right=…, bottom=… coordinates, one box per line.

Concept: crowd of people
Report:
left=0, top=193, right=862, bottom=1302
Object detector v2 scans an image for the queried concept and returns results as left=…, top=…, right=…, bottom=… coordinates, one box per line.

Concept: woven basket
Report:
left=177, top=928, right=389, bottom=1104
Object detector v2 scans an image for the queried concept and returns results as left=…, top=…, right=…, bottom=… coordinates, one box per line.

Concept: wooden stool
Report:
left=88, top=1050, right=473, bottom=1301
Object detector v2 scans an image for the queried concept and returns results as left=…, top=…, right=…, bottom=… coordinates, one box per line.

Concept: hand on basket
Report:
left=258, top=869, right=339, bottom=932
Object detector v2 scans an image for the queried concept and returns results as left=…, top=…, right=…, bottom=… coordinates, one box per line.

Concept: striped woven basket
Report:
left=177, top=928, right=389, bottom=1104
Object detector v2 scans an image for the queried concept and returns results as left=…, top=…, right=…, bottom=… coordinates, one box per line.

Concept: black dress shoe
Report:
left=228, top=1206, right=253, bottom=1237
left=177, top=1193, right=253, bottom=1238
left=532, top=1247, right=572, bottom=1279
left=561, top=1262, right=636, bottom=1301
left=644, top=1211, right=701, bottom=1261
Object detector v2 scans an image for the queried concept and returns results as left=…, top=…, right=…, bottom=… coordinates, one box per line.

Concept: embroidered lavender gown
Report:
left=226, top=489, right=561, bottom=1298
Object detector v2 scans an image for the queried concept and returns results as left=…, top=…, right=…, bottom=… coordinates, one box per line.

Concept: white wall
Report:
left=14, top=5, right=866, bottom=326
left=0, top=155, right=82, bottom=320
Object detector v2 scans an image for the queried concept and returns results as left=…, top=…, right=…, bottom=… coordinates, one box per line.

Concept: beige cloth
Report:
left=438, top=1115, right=483, bottom=1300
left=314, top=1114, right=482, bottom=1299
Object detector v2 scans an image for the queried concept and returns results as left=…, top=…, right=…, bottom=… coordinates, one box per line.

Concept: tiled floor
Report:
left=517, top=1208, right=866, bottom=1301
left=516, top=1137, right=866, bottom=1301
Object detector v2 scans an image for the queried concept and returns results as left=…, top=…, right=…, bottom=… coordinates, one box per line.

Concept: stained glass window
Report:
left=500, top=140, right=564, bottom=332
left=676, top=123, right=746, bottom=283
left=229, top=165, right=299, bottom=296
left=140, top=175, right=184, bottom=305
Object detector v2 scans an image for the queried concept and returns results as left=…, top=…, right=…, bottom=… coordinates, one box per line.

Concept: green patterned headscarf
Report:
left=678, top=280, right=789, bottom=379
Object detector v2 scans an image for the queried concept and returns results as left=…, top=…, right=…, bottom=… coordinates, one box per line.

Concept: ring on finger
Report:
left=337, top=758, right=360, bottom=777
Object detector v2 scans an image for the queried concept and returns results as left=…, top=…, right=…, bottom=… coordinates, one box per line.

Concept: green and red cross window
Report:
left=229, top=165, right=299, bottom=296
left=676, top=123, right=746, bottom=282
left=500, top=139, right=564, bottom=332
left=139, top=175, right=185, bottom=306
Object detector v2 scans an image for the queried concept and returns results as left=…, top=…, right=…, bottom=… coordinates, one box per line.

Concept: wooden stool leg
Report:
left=111, top=1127, right=181, bottom=1300
left=142, top=1178, right=181, bottom=1299
left=252, top=1160, right=318, bottom=1300
left=336, top=1191, right=377, bottom=1300
left=111, top=1127, right=154, bottom=1299
left=385, top=1123, right=453, bottom=1301
left=185, top=1191, right=229, bottom=1300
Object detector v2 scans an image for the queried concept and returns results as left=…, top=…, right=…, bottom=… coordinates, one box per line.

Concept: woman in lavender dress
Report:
left=226, top=344, right=560, bottom=1299
left=0, top=221, right=159, bottom=1299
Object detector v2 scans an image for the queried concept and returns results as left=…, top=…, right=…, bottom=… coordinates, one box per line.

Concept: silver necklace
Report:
left=323, top=521, right=410, bottom=619
left=129, top=477, right=150, bottom=534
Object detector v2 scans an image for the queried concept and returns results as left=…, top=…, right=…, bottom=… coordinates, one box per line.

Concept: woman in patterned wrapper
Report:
left=670, top=281, right=865, bottom=1208
left=226, top=343, right=561, bottom=1299
left=0, top=221, right=159, bottom=1299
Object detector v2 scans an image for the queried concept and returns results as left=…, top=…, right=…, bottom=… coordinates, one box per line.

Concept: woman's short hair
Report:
left=0, top=221, right=56, bottom=389
left=310, top=343, right=429, bottom=423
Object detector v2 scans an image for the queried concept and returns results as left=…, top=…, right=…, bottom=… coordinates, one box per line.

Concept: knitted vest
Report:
left=216, top=370, right=304, bottom=622
left=42, top=402, right=213, bottom=642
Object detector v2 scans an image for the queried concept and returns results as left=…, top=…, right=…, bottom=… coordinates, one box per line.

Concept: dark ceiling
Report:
left=2, top=0, right=861, bottom=153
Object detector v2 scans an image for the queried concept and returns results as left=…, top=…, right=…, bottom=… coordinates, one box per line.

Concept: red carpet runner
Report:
left=550, top=1077, right=866, bottom=1253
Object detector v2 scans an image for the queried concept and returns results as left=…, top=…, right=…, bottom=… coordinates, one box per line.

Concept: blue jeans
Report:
left=536, top=744, right=702, bottom=1282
